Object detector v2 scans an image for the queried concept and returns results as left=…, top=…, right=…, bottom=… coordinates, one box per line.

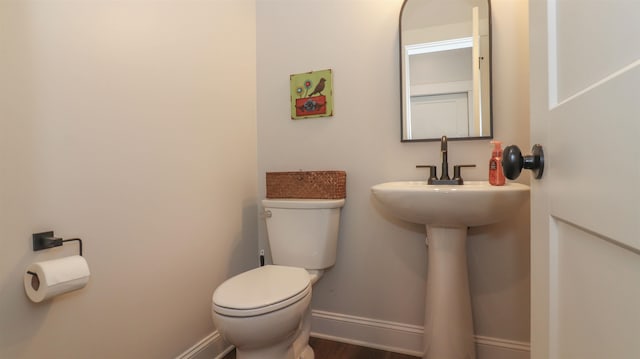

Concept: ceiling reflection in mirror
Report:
left=400, top=0, right=492, bottom=142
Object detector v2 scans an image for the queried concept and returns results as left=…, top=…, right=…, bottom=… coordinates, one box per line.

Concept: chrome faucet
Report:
left=416, top=135, right=476, bottom=185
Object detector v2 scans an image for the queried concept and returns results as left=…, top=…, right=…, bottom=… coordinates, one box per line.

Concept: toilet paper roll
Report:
left=24, top=255, right=90, bottom=303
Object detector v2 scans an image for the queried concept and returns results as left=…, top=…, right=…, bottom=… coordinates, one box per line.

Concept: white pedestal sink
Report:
left=371, top=181, right=529, bottom=359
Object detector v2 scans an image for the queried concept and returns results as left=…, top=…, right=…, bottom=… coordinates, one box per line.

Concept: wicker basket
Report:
left=266, top=171, right=346, bottom=199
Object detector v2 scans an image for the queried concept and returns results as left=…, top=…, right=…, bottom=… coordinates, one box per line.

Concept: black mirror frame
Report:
left=399, top=0, right=494, bottom=143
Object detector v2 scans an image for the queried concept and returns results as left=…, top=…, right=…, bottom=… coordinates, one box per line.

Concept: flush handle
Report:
left=264, top=210, right=272, bottom=218
left=502, top=144, right=544, bottom=180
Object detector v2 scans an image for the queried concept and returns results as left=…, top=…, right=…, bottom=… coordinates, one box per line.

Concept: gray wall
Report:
left=257, top=0, right=530, bottom=349
left=0, top=1, right=258, bottom=357
left=0, top=0, right=531, bottom=357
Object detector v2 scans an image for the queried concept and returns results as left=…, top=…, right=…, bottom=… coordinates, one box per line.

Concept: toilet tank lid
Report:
left=262, top=198, right=345, bottom=209
left=212, top=265, right=310, bottom=314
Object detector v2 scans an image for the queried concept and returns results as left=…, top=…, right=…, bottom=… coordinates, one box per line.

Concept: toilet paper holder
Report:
left=27, top=231, right=85, bottom=289
left=31, top=231, right=83, bottom=256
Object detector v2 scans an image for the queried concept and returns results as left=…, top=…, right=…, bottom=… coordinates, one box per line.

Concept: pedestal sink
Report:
left=370, top=181, right=529, bottom=359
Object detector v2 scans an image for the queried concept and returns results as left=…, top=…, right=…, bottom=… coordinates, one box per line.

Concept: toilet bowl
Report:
left=212, top=265, right=314, bottom=359
left=211, top=198, right=345, bottom=359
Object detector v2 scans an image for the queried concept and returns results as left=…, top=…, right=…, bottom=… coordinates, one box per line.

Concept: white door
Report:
left=529, top=0, right=640, bottom=358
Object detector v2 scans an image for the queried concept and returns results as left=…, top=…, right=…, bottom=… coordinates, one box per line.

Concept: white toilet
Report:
left=211, top=198, right=345, bottom=359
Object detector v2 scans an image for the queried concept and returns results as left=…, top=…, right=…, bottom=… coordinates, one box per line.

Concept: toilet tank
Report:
left=262, top=199, right=345, bottom=270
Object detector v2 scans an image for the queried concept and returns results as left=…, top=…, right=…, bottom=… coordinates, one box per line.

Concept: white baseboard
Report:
left=177, top=311, right=531, bottom=359
left=475, top=335, right=531, bottom=352
left=311, top=309, right=531, bottom=359
left=175, top=330, right=233, bottom=359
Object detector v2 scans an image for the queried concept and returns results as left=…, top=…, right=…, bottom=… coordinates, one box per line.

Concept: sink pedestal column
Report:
left=423, top=225, right=475, bottom=359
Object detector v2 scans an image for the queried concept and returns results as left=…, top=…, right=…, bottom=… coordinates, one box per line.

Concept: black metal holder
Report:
left=27, top=231, right=84, bottom=288
left=32, top=231, right=83, bottom=256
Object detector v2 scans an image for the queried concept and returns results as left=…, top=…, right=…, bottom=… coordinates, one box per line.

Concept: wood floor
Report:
left=222, top=337, right=419, bottom=359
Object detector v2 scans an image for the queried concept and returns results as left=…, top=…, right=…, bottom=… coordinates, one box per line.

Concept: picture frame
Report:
left=290, top=69, right=333, bottom=120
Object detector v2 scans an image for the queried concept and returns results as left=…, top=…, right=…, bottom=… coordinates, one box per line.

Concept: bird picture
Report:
left=290, top=69, right=333, bottom=119
left=307, top=78, right=326, bottom=97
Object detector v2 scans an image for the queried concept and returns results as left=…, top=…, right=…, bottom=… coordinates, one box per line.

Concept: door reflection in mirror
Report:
left=400, top=0, right=492, bottom=142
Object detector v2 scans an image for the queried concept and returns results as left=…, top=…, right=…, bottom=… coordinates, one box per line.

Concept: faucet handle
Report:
left=416, top=165, right=438, bottom=183
left=453, top=164, right=476, bottom=184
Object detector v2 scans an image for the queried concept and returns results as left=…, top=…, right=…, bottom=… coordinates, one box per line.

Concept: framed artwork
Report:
left=290, top=69, right=333, bottom=120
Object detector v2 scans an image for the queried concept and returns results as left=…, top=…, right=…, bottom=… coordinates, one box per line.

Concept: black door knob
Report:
left=502, top=144, right=544, bottom=180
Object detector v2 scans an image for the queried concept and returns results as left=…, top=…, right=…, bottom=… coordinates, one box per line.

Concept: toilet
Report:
left=211, top=198, right=345, bottom=359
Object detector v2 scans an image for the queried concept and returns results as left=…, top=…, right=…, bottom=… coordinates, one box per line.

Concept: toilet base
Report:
left=230, top=303, right=315, bottom=359
left=299, top=345, right=314, bottom=359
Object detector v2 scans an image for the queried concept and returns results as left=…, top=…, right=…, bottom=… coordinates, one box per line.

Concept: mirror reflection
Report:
left=400, top=0, right=492, bottom=141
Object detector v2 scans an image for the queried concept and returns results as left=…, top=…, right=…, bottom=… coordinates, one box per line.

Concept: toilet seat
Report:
left=213, top=265, right=311, bottom=317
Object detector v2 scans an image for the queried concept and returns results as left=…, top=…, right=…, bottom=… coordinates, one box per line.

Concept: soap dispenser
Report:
left=489, top=141, right=506, bottom=186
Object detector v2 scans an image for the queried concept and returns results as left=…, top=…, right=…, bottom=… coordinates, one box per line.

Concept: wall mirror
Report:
left=400, top=0, right=492, bottom=142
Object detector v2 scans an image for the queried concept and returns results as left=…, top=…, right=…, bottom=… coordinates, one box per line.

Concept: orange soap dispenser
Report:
left=489, top=140, right=506, bottom=186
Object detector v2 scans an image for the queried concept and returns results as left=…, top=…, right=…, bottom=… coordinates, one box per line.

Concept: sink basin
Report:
left=370, top=180, right=529, bottom=359
left=371, top=180, right=529, bottom=227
